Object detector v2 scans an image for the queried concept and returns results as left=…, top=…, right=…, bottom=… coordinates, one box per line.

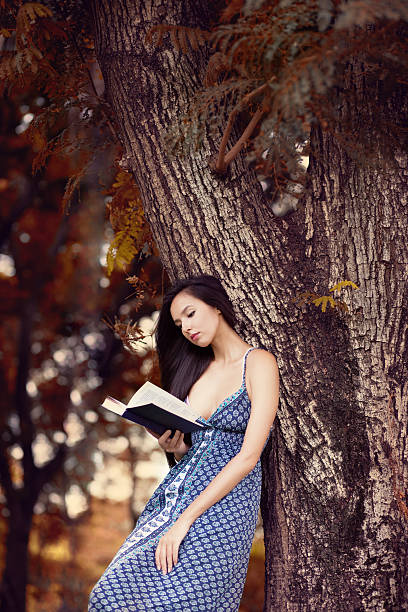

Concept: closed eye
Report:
left=175, top=311, right=195, bottom=329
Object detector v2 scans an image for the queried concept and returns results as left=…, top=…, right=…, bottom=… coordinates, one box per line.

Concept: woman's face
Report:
left=170, top=291, right=220, bottom=346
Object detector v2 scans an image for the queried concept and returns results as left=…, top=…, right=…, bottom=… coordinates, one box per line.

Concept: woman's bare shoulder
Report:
left=248, top=347, right=277, bottom=363
left=247, top=347, right=278, bottom=376
left=246, top=348, right=278, bottom=399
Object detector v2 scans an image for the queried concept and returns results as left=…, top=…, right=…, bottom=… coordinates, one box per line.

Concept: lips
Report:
left=191, top=333, right=200, bottom=340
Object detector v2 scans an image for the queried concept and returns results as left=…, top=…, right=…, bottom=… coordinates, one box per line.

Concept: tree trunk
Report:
left=0, top=496, right=34, bottom=612
left=91, top=2, right=408, bottom=610
left=260, top=59, right=408, bottom=611
left=90, top=0, right=287, bottom=297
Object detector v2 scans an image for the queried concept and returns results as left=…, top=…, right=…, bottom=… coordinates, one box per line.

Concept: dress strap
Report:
left=185, top=347, right=257, bottom=403
left=241, top=347, right=257, bottom=386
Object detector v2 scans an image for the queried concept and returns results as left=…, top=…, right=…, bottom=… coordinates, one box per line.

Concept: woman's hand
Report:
left=155, top=516, right=192, bottom=574
left=145, top=428, right=191, bottom=457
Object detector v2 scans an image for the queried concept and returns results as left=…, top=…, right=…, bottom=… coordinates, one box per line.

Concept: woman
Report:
left=89, top=274, right=279, bottom=611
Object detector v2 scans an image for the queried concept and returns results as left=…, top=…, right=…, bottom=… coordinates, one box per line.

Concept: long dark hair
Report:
left=154, top=274, right=238, bottom=467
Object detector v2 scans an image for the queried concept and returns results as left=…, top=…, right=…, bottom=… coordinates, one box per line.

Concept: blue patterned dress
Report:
left=89, top=347, right=271, bottom=611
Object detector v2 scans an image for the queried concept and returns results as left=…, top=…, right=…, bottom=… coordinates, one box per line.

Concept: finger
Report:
left=167, top=543, right=174, bottom=573
left=168, top=430, right=182, bottom=451
left=157, top=431, right=170, bottom=450
left=174, top=430, right=183, bottom=441
left=159, top=430, right=173, bottom=443
left=160, top=545, right=167, bottom=574
left=170, top=541, right=179, bottom=571
left=167, top=431, right=180, bottom=447
left=155, top=542, right=161, bottom=571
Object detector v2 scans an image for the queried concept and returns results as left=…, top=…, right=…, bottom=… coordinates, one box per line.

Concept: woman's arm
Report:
left=181, top=451, right=257, bottom=523
left=180, top=349, right=279, bottom=525
left=155, top=350, right=279, bottom=574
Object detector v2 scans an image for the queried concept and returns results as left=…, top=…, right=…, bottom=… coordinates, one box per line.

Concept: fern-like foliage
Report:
left=1, top=0, right=407, bottom=278
left=0, top=1, right=119, bottom=215
left=104, top=170, right=155, bottom=276
left=292, top=279, right=359, bottom=313
left=102, top=276, right=161, bottom=355
left=155, top=0, right=408, bottom=191
left=329, top=280, right=359, bottom=292
left=0, top=3, right=58, bottom=85
left=0, top=1, right=160, bottom=276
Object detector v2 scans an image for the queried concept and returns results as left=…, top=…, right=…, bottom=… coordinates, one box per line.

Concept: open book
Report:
left=101, top=381, right=204, bottom=436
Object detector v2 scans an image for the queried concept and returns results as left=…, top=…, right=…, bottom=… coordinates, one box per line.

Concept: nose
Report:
left=182, top=319, right=191, bottom=334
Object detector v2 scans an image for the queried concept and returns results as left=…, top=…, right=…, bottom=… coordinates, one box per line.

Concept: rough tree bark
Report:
left=261, top=60, right=408, bottom=611
left=91, top=1, right=408, bottom=610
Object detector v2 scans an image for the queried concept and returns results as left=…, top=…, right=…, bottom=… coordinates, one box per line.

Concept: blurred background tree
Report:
left=0, top=87, right=168, bottom=609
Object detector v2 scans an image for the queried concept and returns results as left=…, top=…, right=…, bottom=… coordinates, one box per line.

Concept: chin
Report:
left=193, top=338, right=208, bottom=347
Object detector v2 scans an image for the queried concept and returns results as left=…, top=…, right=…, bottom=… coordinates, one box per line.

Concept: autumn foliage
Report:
left=1, top=0, right=407, bottom=269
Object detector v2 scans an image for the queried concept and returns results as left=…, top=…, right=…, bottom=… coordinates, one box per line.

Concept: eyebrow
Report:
left=173, top=305, right=194, bottom=324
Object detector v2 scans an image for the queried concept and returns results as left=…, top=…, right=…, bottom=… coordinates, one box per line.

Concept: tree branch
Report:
left=224, top=106, right=266, bottom=166
left=212, top=82, right=270, bottom=174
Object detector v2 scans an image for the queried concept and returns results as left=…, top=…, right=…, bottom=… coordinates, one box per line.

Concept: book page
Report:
left=127, top=381, right=202, bottom=422
left=102, top=397, right=127, bottom=416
